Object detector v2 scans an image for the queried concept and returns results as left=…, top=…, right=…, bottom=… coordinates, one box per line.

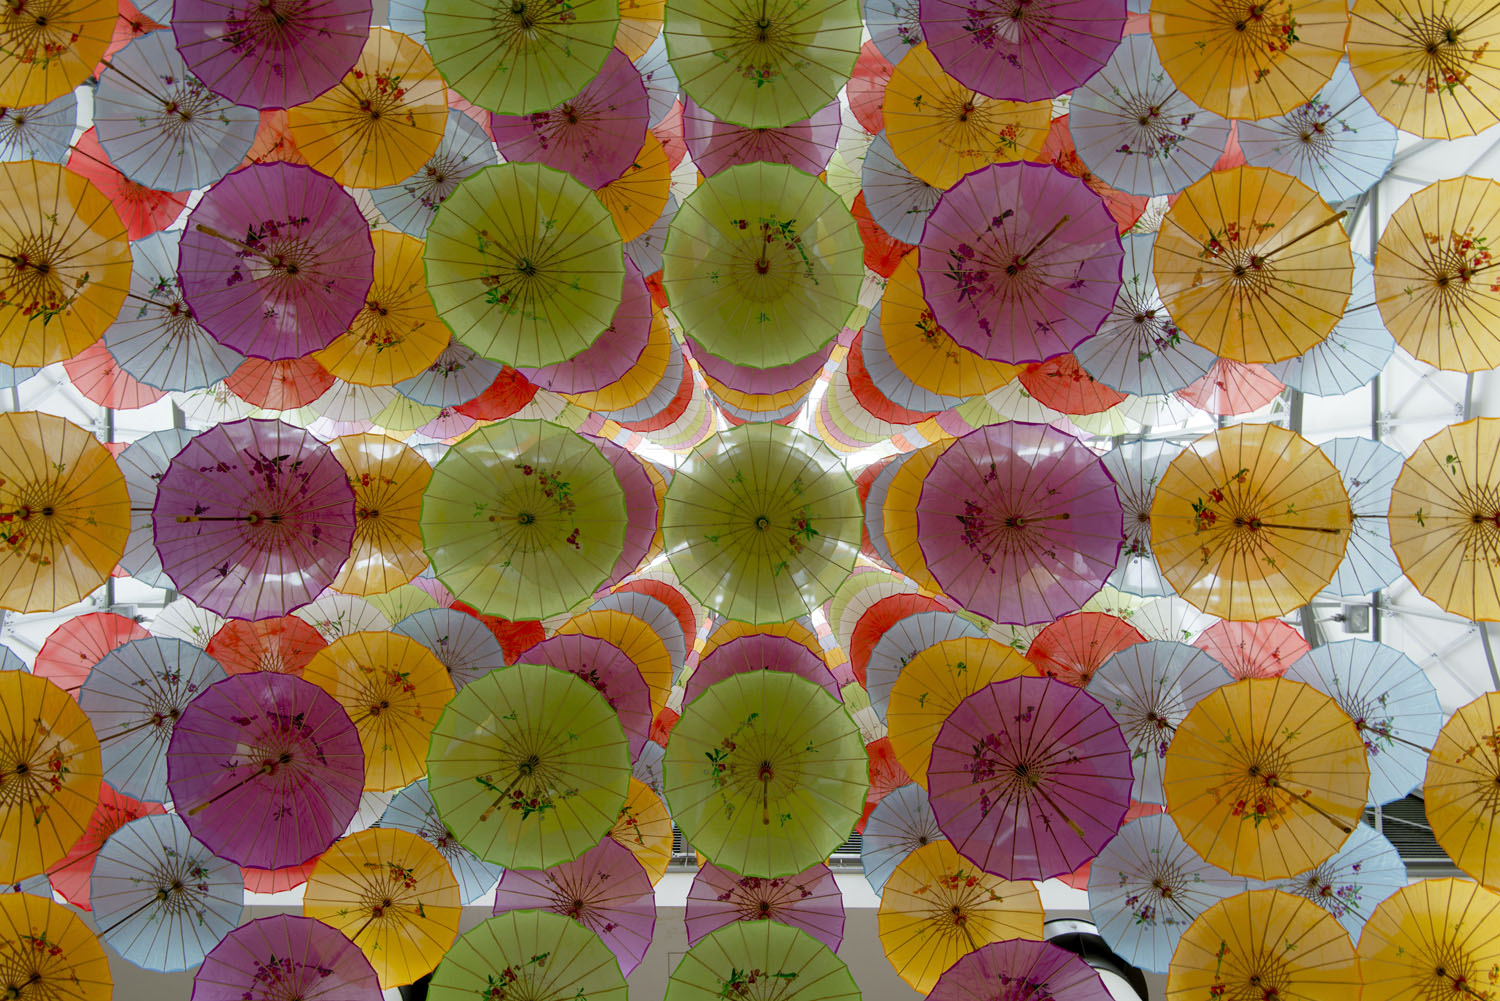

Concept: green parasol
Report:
left=662, top=163, right=862, bottom=369
left=664, top=0, right=862, bottom=127
left=425, top=162, right=626, bottom=369
left=421, top=418, right=628, bottom=621
left=426, top=663, right=631, bottom=871
left=428, top=909, right=628, bottom=1001
left=665, top=671, right=867, bottom=877
left=663, top=423, right=862, bottom=625
left=425, top=0, right=620, bottom=115
left=666, top=920, right=861, bottom=1001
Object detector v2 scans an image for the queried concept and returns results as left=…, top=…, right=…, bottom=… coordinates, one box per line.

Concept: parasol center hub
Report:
left=517, top=258, right=537, bottom=277
left=758, top=901, right=770, bottom=915
left=517, top=511, right=535, bottom=526
left=754, top=257, right=770, bottom=274
left=916, top=835, right=928, bottom=845
left=759, top=762, right=774, bottom=781
left=755, top=515, right=770, bottom=530
left=13, top=763, right=26, bottom=774
left=518, top=754, right=540, bottom=776
left=39, top=506, right=51, bottom=517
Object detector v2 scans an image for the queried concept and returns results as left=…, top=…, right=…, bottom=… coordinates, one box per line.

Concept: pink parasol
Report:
left=172, top=0, right=373, bottom=109
left=1026, top=611, right=1146, bottom=687
left=191, top=913, right=382, bottom=1001
left=684, top=633, right=840, bottom=704
left=516, top=634, right=653, bottom=760
left=684, top=861, right=845, bottom=952
left=489, top=48, right=649, bottom=190
left=490, top=835, right=656, bottom=976
left=919, top=0, right=1126, bottom=102
left=918, top=161, right=1123, bottom=364
left=586, top=434, right=663, bottom=590
left=178, top=163, right=375, bottom=361
left=916, top=422, right=1123, bottom=625
left=681, top=97, right=841, bottom=177
left=152, top=418, right=357, bottom=621
left=518, top=260, right=653, bottom=395
left=33, top=612, right=148, bottom=695
left=166, top=672, right=365, bottom=870
left=928, top=937, right=1114, bottom=1001
left=1194, top=618, right=1309, bottom=680
left=46, top=784, right=165, bottom=911
left=929, top=675, right=1133, bottom=880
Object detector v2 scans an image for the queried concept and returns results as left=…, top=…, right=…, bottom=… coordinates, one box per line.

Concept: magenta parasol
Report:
left=684, top=633, right=840, bottom=704
left=489, top=48, right=650, bottom=190
left=928, top=937, right=1115, bottom=1001
left=190, top=913, right=382, bottom=1001
left=586, top=433, right=664, bottom=590
left=685, top=337, right=835, bottom=398
left=152, top=418, right=356, bottom=621
left=918, top=0, right=1125, bottom=102
left=684, top=861, right=845, bottom=952
left=178, top=163, right=375, bottom=361
left=173, top=0, right=373, bottom=109
left=517, top=260, right=653, bottom=395
left=918, top=161, right=1123, bottom=363
left=916, top=421, right=1123, bottom=625
left=167, top=672, right=365, bottom=870
left=681, top=97, right=841, bottom=177
left=516, top=634, right=654, bottom=760
left=490, top=835, right=656, bottom=976
left=928, top=676, right=1133, bottom=880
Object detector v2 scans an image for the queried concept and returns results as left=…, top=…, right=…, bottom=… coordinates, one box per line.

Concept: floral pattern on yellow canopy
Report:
left=1348, top=0, right=1500, bottom=139
left=1167, top=889, right=1360, bottom=1001
left=328, top=434, right=432, bottom=597
left=877, top=839, right=1044, bottom=994
left=302, top=827, right=461, bottom=989
left=1358, top=878, right=1500, bottom=1001
left=1150, top=423, right=1350, bottom=621
left=0, top=891, right=112, bottom=1001
left=1164, top=677, right=1369, bottom=881
left=1388, top=418, right=1500, bottom=623
left=1374, top=175, right=1500, bottom=373
left=301, top=630, right=454, bottom=791
left=1424, top=692, right=1500, bottom=885
left=1154, top=165, right=1354, bottom=364
left=1150, top=0, right=1351, bottom=120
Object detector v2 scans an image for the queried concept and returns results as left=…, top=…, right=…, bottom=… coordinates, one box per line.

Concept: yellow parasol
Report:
left=883, top=43, right=1051, bottom=190
left=1164, top=677, right=1369, bottom=881
left=0, top=0, right=113, bottom=106
left=303, top=827, right=462, bottom=989
left=1167, top=889, right=1360, bottom=1001
left=879, top=256, right=1020, bottom=399
left=1150, top=422, right=1350, bottom=621
left=313, top=231, right=449, bottom=387
left=287, top=28, right=449, bottom=189
left=1374, top=176, right=1500, bottom=373
left=1150, top=0, right=1351, bottom=120
left=1154, top=165, right=1354, bottom=364
left=301, top=631, right=456, bottom=791
left=616, top=0, right=664, bottom=59
left=610, top=776, right=674, bottom=884
left=0, top=411, right=129, bottom=613
left=1389, top=418, right=1500, bottom=622
left=0, top=672, right=101, bottom=883
left=1348, top=0, right=1500, bottom=139
left=877, top=839, right=1044, bottom=994
left=880, top=437, right=957, bottom=593
left=0, top=891, right=111, bottom=1001
left=1359, top=878, right=1500, bottom=1001
left=596, top=132, right=672, bottom=243
left=886, top=637, right=1036, bottom=789
left=1424, top=692, right=1500, bottom=885
left=328, top=433, right=432, bottom=597
left=0, top=160, right=131, bottom=367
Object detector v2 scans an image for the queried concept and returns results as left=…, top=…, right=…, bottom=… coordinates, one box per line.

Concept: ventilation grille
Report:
left=1367, top=794, right=1454, bottom=870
